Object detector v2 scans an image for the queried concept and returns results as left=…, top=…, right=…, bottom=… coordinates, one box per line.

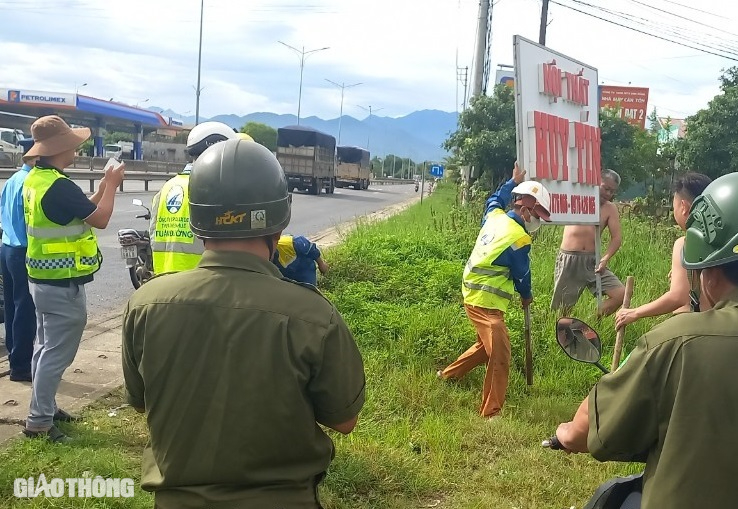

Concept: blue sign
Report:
left=430, top=164, right=444, bottom=177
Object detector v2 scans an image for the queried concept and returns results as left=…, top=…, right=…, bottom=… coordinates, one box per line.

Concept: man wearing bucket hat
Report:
left=22, top=115, right=124, bottom=443
left=438, top=163, right=551, bottom=418
left=1, top=138, right=38, bottom=382
left=554, top=172, right=738, bottom=508
left=122, top=139, right=364, bottom=508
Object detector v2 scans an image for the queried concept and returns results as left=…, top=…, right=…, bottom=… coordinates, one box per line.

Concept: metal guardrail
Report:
left=0, top=168, right=170, bottom=192
left=371, top=179, right=415, bottom=185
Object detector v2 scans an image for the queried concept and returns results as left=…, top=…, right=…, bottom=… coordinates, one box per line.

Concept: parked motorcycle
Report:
left=541, top=317, right=643, bottom=509
left=415, top=182, right=419, bottom=192
left=118, top=199, right=153, bottom=289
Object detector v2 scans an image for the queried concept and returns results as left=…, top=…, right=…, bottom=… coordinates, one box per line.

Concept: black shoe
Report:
left=22, top=425, right=71, bottom=443
left=53, top=409, right=80, bottom=422
left=9, top=371, right=32, bottom=382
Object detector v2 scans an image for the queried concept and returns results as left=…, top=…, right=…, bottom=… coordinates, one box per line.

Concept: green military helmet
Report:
left=189, top=139, right=291, bottom=239
left=683, top=172, right=738, bottom=270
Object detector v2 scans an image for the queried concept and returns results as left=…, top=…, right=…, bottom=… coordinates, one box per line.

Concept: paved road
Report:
left=1, top=179, right=417, bottom=358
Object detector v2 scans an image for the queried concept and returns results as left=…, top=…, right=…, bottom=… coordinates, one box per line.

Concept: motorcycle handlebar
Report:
left=542, top=435, right=564, bottom=450
left=136, top=214, right=151, bottom=220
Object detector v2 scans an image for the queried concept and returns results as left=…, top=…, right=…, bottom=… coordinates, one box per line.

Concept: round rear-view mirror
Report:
left=555, top=317, right=608, bottom=373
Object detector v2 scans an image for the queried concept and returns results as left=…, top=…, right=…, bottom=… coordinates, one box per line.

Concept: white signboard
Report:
left=0, top=88, right=76, bottom=107
left=513, top=36, right=601, bottom=225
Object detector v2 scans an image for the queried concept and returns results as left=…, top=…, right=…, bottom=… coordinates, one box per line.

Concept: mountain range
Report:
left=151, top=108, right=459, bottom=162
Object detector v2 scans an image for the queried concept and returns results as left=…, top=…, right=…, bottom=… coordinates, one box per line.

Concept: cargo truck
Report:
left=336, top=145, right=371, bottom=190
left=276, top=126, right=336, bottom=195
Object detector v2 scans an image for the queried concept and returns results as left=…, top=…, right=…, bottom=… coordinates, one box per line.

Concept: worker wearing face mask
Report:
left=438, top=163, right=551, bottom=418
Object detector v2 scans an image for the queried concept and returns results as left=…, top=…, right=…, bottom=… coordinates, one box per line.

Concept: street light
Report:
left=195, top=0, right=204, bottom=125
left=278, top=41, right=329, bottom=124
left=75, top=82, right=87, bottom=94
left=357, top=105, right=384, bottom=151
left=135, top=99, right=149, bottom=108
left=325, top=79, right=362, bottom=145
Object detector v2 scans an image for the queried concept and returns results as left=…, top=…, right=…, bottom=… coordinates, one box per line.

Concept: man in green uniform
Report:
left=122, top=139, right=366, bottom=509
left=554, top=172, right=738, bottom=508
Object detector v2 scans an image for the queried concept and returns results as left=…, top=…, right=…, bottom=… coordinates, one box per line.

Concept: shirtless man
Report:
left=551, top=169, right=625, bottom=317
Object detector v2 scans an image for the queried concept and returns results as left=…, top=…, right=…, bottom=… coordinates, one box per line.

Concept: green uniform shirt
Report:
left=122, top=250, right=366, bottom=509
left=587, top=288, right=738, bottom=509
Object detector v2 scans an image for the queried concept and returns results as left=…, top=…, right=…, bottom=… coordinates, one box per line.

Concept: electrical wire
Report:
left=550, top=0, right=738, bottom=61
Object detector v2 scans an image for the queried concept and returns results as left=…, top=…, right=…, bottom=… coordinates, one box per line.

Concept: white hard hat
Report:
left=186, top=122, right=238, bottom=158
left=511, top=180, right=552, bottom=221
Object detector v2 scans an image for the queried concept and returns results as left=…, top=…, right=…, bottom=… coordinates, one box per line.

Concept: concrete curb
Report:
left=0, top=191, right=426, bottom=446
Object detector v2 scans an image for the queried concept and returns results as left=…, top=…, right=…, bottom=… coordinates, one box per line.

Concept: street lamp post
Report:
left=357, top=105, right=384, bottom=151
left=75, top=82, right=87, bottom=94
left=278, top=41, right=329, bottom=125
left=135, top=99, right=149, bottom=108
left=325, top=79, right=362, bottom=145
left=194, top=0, right=205, bottom=126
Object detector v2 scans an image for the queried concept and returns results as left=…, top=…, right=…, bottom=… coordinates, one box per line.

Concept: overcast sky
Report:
left=2, top=0, right=736, bottom=120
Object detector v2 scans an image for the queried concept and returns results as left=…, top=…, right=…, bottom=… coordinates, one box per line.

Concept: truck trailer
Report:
left=276, top=126, right=336, bottom=195
left=336, top=146, right=371, bottom=190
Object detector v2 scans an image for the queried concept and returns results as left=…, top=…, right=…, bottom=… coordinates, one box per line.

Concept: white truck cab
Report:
left=0, top=128, right=29, bottom=168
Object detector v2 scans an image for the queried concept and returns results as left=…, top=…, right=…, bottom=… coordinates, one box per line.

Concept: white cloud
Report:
left=1, top=0, right=737, bottom=121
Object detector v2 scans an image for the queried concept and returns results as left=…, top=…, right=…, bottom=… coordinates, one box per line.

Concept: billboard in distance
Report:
left=598, top=85, right=649, bottom=129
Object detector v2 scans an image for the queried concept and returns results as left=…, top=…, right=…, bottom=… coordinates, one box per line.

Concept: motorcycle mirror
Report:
left=555, top=317, right=609, bottom=373
left=132, top=199, right=143, bottom=207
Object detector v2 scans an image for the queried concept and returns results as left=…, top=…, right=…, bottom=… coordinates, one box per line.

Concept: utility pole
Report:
left=279, top=42, right=330, bottom=124
left=471, top=0, right=490, bottom=98
left=195, top=0, right=204, bottom=125
left=539, top=0, right=550, bottom=45
left=326, top=79, right=362, bottom=145
left=457, top=66, right=469, bottom=111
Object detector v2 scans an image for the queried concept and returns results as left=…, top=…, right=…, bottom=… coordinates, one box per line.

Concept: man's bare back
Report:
left=561, top=201, right=619, bottom=253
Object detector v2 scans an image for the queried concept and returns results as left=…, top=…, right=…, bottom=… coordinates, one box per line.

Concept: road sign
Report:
left=430, top=164, right=444, bottom=177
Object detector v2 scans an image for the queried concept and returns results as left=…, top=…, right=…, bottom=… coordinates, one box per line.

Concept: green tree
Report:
left=240, top=122, right=277, bottom=152
left=677, top=67, right=738, bottom=180
left=103, top=131, right=133, bottom=144
left=443, top=84, right=516, bottom=188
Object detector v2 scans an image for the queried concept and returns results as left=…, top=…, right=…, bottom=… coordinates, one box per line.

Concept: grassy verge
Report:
left=0, top=184, right=677, bottom=508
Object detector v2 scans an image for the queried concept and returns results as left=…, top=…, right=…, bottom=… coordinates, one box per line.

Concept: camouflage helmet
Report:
left=189, top=139, right=291, bottom=239
left=683, top=172, right=738, bottom=270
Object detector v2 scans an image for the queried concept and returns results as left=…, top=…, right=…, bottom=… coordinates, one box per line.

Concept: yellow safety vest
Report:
left=462, top=208, right=531, bottom=312
left=23, top=167, right=100, bottom=280
left=152, top=173, right=202, bottom=274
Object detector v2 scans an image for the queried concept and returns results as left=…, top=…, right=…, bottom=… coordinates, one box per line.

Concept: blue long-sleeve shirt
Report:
left=1, top=164, right=32, bottom=247
left=481, top=178, right=532, bottom=299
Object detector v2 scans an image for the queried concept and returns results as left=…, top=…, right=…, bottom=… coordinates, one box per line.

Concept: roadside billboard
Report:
left=599, top=85, right=649, bottom=129
left=495, top=68, right=515, bottom=88
left=513, top=36, right=600, bottom=225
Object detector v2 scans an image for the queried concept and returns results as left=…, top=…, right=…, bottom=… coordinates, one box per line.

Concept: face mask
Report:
left=524, top=215, right=541, bottom=233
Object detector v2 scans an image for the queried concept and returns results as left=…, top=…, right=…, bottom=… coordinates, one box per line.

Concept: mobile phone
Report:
left=105, top=157, right=123, bottom=171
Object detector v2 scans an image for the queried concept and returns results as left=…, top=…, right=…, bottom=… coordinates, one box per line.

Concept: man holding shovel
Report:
left=438, top=163, right=551, bottom=418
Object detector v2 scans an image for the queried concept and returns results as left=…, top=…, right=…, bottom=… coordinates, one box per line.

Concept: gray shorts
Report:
left=551, top=250, right=623, bottom=309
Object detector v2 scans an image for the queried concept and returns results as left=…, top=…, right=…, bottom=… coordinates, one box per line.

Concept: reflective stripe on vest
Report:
left=23, top=167, right=100, bottom=280
left=152, top=174, right=202, bottom=274
left=462, top=208, right=531, bottom=312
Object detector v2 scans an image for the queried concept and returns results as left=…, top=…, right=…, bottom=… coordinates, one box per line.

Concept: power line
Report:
left=550, top=0, right=738, bottom=61
left=565, top=0, right=738, bottom=55
left=624, top=0, right=738, bottom=39
left=648, top=0, right=729, bottom=20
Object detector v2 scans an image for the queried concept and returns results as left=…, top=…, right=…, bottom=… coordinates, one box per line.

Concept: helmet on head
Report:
left=237, top=132, right=254, bottom=142
left=186, top=121, right=238, bottom=158
left=682, top=172, right=738, bottom=270
left=189, top=139, right=291, bottom=239
left=511, top=180, right=552, bottom=221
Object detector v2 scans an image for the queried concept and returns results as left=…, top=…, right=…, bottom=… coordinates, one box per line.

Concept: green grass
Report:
left=0, top=184, right=677, bottom=508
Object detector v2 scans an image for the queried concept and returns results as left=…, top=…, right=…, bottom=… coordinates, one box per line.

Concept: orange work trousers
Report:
left=440, top=304, right=511, bottom=417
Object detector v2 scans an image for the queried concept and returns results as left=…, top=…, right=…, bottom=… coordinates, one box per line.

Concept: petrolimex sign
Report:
left=2, top=89, right=75, bottom=106
left=513, top=36, right=600, bottom=225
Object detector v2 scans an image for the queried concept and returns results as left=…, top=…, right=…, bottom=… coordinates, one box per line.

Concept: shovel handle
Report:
left=524, top=305, right=533, bottom=385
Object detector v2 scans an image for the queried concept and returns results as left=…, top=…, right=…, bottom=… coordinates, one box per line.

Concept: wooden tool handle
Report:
left=611, top=276, right=635, bottom=371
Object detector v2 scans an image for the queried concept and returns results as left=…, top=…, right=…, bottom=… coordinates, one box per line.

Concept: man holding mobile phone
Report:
left=21, top=115, right=124, bottom=443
